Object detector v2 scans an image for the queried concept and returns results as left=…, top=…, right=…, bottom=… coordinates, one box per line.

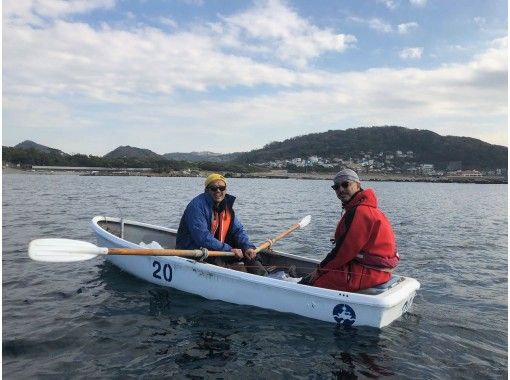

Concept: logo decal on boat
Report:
left=333, top=304, right=356, bottom=326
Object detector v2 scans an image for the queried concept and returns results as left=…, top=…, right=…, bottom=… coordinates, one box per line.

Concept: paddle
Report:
left=28, top=238, right=235, bottom=263
left=253, top=215, right=312, bottom=254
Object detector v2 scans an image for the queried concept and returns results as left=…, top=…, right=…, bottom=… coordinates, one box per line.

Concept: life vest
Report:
left=322, top=203, right=400, bottom=273
left=312, top=189, right=398, bottom=291
left=211, top=207, right=233, bottom=243
left=354, top=251, right=400, bottom=272
left=319, top=206, right=357, bottom=268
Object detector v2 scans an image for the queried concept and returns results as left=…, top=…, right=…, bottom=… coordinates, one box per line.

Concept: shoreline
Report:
left=236, top=172, right=508, bottom=184
left=3, top=167, right=507, bottom=184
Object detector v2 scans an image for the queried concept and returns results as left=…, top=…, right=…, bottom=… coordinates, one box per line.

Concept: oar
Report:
left=253, top=215, right=311, bottom=254
left=28, top=238, right=235, bottom=263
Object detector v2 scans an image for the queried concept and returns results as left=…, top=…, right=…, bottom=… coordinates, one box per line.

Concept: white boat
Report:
left=91, top=216, right=420, bottom=328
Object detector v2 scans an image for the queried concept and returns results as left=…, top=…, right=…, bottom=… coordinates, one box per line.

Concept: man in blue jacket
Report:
left=176, top=173, right=267, bottom=275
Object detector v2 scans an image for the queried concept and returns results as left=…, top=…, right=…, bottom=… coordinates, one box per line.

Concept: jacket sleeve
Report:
left=183, top=201, right=232, bottom=252
left=321, top=207, right=374, bottom=270
left=229, top=216, right=256, bottom=251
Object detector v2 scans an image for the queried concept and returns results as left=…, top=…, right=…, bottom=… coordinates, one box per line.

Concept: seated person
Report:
left=176, top=173, right=267, bottom=276
left=300, top=169, right=399, bottom=291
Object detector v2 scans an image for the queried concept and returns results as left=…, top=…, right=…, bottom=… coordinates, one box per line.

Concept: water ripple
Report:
left=2, top=174, right=507, bottom=378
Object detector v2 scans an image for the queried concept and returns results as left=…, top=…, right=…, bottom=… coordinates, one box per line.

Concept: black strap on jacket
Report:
left=319, top=206, right=358, bottom=268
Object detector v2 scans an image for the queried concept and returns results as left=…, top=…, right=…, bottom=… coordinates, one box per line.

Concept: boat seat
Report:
left=359, top=276, right=401, bottom=295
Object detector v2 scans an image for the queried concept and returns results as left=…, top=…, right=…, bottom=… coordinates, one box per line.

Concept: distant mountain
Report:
left=14, top=140, right=66, bottom=155
left=163, top=151, right=240, bottom=162
left=7, top=126, right=508, bottom=171
left=104, top=146, right=165, bottom=160
left=233, top=126, right=507, bottom=170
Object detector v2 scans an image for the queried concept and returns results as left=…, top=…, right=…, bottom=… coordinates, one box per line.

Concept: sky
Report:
left=3, top=0, right=508, bottom=156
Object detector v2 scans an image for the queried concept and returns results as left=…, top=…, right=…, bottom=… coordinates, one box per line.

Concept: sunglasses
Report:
left=208, top=185, right=226, bottom=192
left=331, top=181, right=350, bottom=190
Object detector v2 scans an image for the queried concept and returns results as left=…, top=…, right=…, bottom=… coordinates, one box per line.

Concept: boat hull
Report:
left=92, top=216, right=420, bottom=328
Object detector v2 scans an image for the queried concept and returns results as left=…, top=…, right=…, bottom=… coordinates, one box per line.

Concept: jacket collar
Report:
left=342, top=188, right=378, bottom=211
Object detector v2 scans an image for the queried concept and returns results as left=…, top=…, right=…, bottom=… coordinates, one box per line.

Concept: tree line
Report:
left=2, top=147, right=260, bottom=173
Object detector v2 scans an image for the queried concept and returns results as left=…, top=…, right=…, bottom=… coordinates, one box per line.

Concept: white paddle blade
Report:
left=298, top=215, right=312, bottom=228
left=28, top=238, right=107, bottom=262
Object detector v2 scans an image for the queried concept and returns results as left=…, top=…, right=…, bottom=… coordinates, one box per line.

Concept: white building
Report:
left=420, top=164, right=435, bottom=174
left=460, top=170, right=482, bottom=177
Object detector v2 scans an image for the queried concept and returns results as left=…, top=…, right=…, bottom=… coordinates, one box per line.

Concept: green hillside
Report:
left=234, top=126, right=507, bottom=169
left=3, top=126, right=507, bottom=171
left=103, top=145, right=165, bottom=160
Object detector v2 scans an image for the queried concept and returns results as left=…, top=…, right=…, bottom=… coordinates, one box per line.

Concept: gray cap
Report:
left=333, top=168, right=360, bottom=184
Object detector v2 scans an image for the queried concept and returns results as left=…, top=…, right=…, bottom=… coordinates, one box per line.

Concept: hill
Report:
left=15, top=140, right=66, bottom=155
left=104, top=146, right=165, bottom=160
left=163, top=151, right=240, bottom=162
left=234, top=126, right=507, bottom=170
left=5, top=126, right=507, bottom=172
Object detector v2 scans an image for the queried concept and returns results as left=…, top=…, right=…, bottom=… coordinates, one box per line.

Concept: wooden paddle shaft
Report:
left=107, top=248, right=234, bottom=257
left=254, top=223, right=300, bottom=253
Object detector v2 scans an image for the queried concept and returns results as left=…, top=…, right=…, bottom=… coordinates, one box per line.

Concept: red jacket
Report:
left=313, top=188, right=399, bottom=292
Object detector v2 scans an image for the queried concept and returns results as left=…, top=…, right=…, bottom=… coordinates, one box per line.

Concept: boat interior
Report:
left=97, top=218, right=318, bottom=277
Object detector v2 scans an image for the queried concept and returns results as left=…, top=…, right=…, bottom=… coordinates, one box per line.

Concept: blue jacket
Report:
left=176, top=192, right=255, bottom=252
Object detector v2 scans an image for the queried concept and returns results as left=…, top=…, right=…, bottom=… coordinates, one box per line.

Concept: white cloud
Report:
left=398, top=22, right=418, bottom=34
left=218, top=0, right=356, bottom=67
left=2, top=0, right=507, bottom=153
left=178, top=0, right=204, bottom=5
left=349, top=16, right=396, bottom=33
left=474, top=17, right=486, bottom=26
left=409, top=0, right=427, bottom=7
left=3, top=0, right=355, bottom=102
left=368, top=18, right=393, bottom=33
left=351, top=17, right=419, bottom=35
left=3, top=0, right=115, bottom=25
left=473, top=16, right=488, bottom=31
left=399, top=47, right=423, bottom=60
left=469, top=37, right=507, bottom=72
left=6, top=36, right=507, bottom=153
left=158, top=17, right=178, bottom=29
left=34, top=0, right=115, bottom=18
left=376, top=0, right=398, bottom=10
left=4, top=19, right=328, bottom=101
left=450, top=44, right=469, bottom=51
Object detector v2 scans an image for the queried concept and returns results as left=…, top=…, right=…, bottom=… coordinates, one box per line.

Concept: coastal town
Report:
left=4, top=146, right=507, bottom=184
left=4, top=126, right=507, bottom=184
left=252, top=149, right=507, bottom=178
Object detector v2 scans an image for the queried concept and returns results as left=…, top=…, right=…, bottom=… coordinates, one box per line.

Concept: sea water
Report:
left=2, top=174, right=507, bottom=378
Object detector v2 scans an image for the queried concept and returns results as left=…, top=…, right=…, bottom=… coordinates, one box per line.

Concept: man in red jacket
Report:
left=300, top=169, right=399, bottom=291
